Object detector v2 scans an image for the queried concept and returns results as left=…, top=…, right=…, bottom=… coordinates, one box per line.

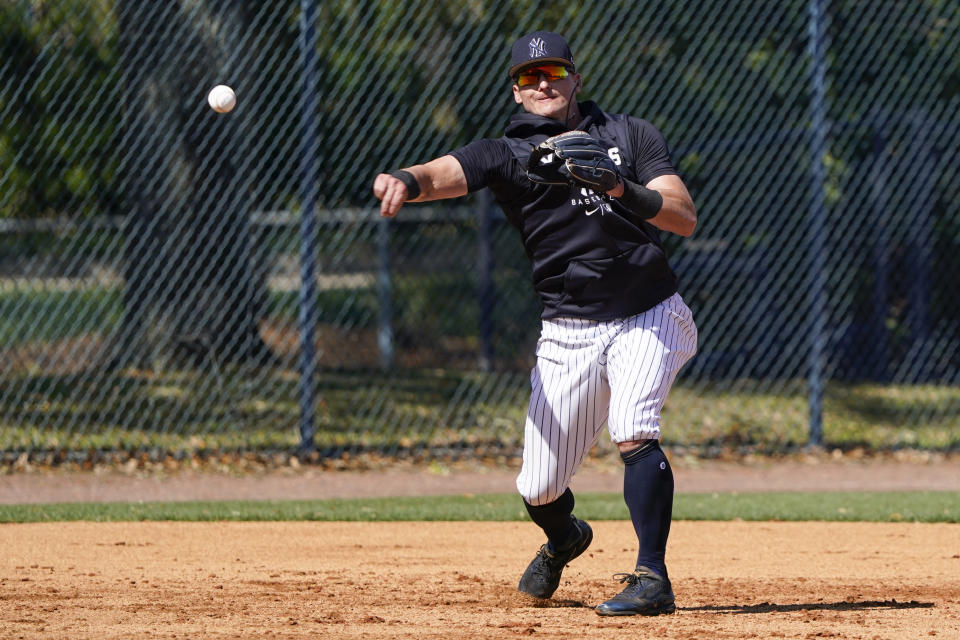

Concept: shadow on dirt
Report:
left=684, top=599, right=934, bottom=614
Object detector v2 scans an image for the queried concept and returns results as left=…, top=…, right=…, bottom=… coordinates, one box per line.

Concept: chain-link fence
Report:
left=1, top=0, right=959, bottom=464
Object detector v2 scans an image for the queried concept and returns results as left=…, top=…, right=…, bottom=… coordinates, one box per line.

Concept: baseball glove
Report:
left=527, top=131, right=621, bottom=192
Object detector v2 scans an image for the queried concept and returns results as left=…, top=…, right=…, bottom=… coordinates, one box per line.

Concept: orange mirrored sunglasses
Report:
left=514, top=64, right=572, bottom=87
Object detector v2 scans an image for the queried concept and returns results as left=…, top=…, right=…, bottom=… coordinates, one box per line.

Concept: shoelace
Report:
left=530, top=545, right=560, bottom=577
left=611, top=570, right=654, bottom=593
left=612, top=572, right=639, bottom=584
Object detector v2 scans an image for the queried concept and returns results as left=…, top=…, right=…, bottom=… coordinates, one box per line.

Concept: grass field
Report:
left=1, top=490, right=956, bottom=523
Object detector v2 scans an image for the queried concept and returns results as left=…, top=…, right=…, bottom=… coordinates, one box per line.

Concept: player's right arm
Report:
left=373, top=155, right=468, bottom=218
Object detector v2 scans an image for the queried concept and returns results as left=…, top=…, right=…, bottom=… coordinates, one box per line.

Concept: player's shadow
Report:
left=683, top=599, right=934, bottom=615
left=522, top=596, right=591, bottom=609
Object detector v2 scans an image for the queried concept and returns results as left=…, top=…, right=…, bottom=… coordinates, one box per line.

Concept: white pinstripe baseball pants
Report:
left=516, top=293, right=697, bottom=506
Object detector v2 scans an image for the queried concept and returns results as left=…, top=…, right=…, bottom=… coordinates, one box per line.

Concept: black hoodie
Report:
left=448, top=101, right=679, bottom=320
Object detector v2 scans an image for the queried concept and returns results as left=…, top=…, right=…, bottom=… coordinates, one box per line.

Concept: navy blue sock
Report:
left=621, top=441, right=674, bottom=578
left=523, top=487, right=578, bottom=550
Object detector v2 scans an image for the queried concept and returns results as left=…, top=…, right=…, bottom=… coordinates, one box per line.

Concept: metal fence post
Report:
left=806, top=0, right=828, bottom=446
left=297, top=0, right=319, bottom=452
left=377, top=215, right=395, bottom=371
left=477, top=190, right=496, bottom=372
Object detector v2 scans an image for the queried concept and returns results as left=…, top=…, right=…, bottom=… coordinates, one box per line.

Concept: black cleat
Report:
left=594, top=566, right=676, bottom=616
left=517, top=517, right=593, bottom=599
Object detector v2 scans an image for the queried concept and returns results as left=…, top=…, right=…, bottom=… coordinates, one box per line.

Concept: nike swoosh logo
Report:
left=585, top=207, right=600, bottom=216
left=540, top=154, right=554, bottom=164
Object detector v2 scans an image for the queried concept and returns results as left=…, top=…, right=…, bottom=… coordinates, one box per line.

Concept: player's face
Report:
left=512, top=65, right=581, bottom=121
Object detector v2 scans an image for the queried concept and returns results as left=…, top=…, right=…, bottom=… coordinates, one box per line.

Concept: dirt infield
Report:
left=2, top=455, right=959, bottom=638
left=1, top=520, right=958, bottom=639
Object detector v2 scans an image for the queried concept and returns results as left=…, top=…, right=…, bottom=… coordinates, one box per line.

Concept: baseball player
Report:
left=373, top=31, right=697, bottom=616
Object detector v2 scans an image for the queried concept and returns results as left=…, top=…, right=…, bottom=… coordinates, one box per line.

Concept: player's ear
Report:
left=512, top=84, right=523, bottom=104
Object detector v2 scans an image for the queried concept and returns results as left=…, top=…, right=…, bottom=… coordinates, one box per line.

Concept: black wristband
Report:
left=389, top=169, right=421, bottom=200
left=618, top=178, right=663, bottom=223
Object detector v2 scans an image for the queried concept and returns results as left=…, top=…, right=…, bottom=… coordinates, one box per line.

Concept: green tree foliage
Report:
left=2, top=1, right=956, bottom=216
left=0, top=0, right=119, bottom=219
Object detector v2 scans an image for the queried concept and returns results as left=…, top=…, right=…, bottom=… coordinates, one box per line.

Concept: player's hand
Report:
left=373, top=173, right=408, bottom=218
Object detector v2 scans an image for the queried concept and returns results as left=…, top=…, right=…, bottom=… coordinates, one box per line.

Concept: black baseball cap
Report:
left=508, top=31, right=575, bottom=78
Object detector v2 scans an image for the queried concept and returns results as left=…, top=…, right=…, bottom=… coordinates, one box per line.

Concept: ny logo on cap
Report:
left=529, top=37, right=546, bottom=58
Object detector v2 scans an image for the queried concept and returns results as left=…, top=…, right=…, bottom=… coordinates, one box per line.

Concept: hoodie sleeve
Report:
left=628, top=118, right=677, bottom=185
left=447, top=138, right=518, bottom=193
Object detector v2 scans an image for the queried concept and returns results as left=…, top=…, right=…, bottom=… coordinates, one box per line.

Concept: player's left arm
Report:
left=626, top=174, right=697, bottom=237
left=605, top=116, right=697, bottom=237
left=605, top=174, right=696, bottom=237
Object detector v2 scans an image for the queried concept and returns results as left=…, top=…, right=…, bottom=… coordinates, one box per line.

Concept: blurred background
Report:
left=1, top=0, right=958, bottom=467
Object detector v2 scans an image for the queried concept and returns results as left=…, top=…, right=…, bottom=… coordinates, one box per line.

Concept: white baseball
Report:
left=207, top=84, right=236, bottom=113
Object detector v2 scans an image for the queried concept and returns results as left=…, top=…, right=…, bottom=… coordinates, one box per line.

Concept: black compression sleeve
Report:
left=389, top=169, right=421, bottom=200
left=618, top=178, right=663, bottom=223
